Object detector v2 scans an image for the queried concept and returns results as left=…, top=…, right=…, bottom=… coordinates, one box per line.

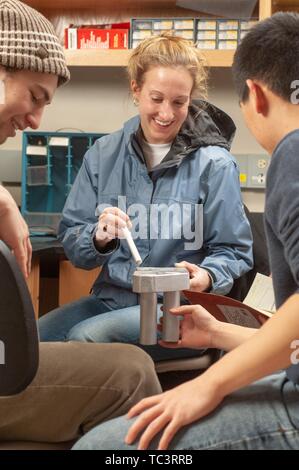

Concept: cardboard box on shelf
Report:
left=65, top=28, right=129, bottom=50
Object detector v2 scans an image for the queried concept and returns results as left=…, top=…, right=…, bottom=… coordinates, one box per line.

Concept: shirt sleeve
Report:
left=266, top=139, right=299, bottom=287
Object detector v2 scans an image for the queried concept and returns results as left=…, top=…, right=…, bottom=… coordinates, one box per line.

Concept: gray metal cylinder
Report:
left=140, top=292, right=158, bottom=345
left=162, top=291, right=180, bottom=342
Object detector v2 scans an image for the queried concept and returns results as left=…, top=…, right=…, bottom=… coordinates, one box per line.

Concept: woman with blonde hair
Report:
left=39, top=34, right=253, bottom=362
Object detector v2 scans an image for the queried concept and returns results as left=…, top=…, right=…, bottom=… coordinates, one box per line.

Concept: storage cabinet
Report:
left=21, top=131, right=104, bottom=235
left=21, top=131, right=104, bottom=315
left=59, top=261, right=100, bottom=306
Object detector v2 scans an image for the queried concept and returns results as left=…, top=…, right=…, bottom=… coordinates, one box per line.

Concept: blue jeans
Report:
left=39, top=296, right=112, bottom=342
left=73, top=372, right=299, bottom=450
left=39, top=295, right=205, bottom=362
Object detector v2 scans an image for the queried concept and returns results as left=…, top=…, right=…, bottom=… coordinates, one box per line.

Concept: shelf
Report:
left=204, top=50, right=235, bottom=68
left=273, top=0, right=299, bottom=6
left=272, top=0, right=299, bottom=11
left=65, top=49, right=129, bottom=67
left=24, top=0, right=202, bottom=15
left=28, top=0, right=299, bottom=16
left=26, top=0, right=180, bottom=8
left=65, top=49, right=235, bottom=68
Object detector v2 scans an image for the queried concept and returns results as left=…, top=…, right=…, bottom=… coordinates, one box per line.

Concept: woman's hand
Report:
left=94, top=207, right=132, bottom=249
left=158, top=304, right=219, bottom=350
left=125, top=375, right=224, bottom=450
left=176, top=261, right=212, bottom=292
left=0, top=185, right=32, bottom=278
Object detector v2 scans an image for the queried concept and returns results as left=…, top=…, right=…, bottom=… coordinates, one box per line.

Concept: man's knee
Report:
left=73, top=342, right=162, bottom=421
left=59, top=342, right=161, bottom=396
left=115, top=344, right=162, bottom=398
left=39, top=342, right=162, bottom=403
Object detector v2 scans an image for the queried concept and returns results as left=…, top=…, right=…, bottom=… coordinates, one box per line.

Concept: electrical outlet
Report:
left=247, top=154, right=270, bottom=188
left=234, top=154, right=270, bottom=189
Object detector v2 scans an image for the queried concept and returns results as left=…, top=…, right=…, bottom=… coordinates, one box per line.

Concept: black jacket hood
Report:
left=179, top=99, right=236, bottom=150
left=131, top=99, right=236, bottom=172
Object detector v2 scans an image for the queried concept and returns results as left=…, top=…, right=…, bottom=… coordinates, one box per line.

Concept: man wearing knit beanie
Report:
left=0, top=0, right=69, bottom=84
left=0, top=0, right=161, bottom=448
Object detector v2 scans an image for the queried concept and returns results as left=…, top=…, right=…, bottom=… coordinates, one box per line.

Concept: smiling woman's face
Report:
left=0, top=68, right=57, bottom=144
left=132, top=66, right=193, bottom=144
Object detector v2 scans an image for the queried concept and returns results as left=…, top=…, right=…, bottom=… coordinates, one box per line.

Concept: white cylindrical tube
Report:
left=122, top=226, right=142, bottom=265
left=140, top=292, right=157, bottom=345
left=162, top=291, right=180, bottom=342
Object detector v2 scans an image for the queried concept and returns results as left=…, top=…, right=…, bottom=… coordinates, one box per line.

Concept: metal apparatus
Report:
left=132, top=267, right=190, bottom=345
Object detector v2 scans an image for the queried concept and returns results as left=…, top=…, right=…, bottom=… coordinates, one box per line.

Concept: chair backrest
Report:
left=229, top=208, right=270, bottom=301
left=0, top=241, right=39, bottom=396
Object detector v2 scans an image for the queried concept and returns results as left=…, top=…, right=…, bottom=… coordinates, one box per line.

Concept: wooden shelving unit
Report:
left=273, top=0, right=299, bottom=6
left=65, top=48, right=235, bottom=68
left=259, top=0, right=273, bottom=18
left=272, top=0, right=299, bottom=12
left=64, top=49, right=129, bottom=68
left=23, top=0, right=299, bottom=68
left=25, top=0, right=177, bottom=8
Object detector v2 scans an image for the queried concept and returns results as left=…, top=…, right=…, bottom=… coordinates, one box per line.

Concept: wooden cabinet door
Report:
left=59, top=260, right=101, bottom=306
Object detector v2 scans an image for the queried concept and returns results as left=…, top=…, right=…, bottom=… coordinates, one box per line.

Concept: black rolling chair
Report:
left=229, top=208, right=270, bottom=302
left=0, top=240, right=39, bottom=396
left=0, top=241, right=77, bottom=449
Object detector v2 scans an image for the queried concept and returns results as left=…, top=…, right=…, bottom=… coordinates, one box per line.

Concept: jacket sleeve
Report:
left=200, top=159, right=253, bottom=294
left=58, top=149, right=119, bottom=270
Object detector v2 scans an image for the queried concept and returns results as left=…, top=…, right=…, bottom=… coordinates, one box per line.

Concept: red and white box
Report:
left=65, top=28, right=129, bottom=50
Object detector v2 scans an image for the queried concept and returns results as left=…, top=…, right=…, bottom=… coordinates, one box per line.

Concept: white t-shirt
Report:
left=140, top=138, right=172, bottom=171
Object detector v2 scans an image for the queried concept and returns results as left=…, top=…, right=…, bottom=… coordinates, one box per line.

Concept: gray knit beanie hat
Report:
left=0, top=0, right=70, bottom=85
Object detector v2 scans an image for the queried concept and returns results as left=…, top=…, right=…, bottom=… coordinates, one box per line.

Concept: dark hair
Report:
left=232, top=12, right=299, bottom=103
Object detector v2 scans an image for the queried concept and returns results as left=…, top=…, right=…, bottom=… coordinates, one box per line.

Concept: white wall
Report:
left=1, top=67, right=266, bottom=211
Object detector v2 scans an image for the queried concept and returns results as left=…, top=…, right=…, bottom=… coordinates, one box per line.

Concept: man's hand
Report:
left=158, top=304, right=219, bottom=350
left=0, top=186, right=32, bottom=278
left=94, top=207, right=132, bottom=249
left=176, top=261, right=212, bottom=292
left=125, top=375, right=224, bottom=450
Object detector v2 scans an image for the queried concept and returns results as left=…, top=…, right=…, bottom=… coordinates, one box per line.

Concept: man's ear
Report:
left=246, top=79, right=268, bottom=115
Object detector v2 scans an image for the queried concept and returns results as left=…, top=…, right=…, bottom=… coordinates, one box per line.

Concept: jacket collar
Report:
left=124, top=100, right=236, bottom=173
